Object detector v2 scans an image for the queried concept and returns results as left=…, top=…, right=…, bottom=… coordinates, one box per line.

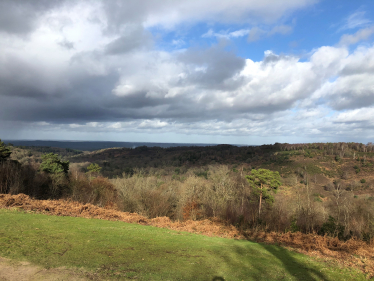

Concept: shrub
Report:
left=195, top=170, right=208, bottom=179
left=288, top=218, right=299, bottom=233
left=90, top=177, right=118, bottom=207
left=360, top=179, right=366, bottom=184
left=182, top=201, right=203, bottom=221
left=112, top=174, right=178, bottom=218
left=319, top=216, right=345, bottom=240
left=69, top=173, right=117, bottom=208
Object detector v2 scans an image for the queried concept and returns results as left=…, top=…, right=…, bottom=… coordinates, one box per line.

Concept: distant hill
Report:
left=3, top=140, right=245, bottom=151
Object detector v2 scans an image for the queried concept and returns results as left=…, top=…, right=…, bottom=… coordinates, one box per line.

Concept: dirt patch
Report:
left=1, top=194, right=374, bottom=277
left=0, top=257, right=88, bottom=281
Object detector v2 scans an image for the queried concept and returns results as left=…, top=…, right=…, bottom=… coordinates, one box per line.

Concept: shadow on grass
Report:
left=260, top=243, right=328, bottom=281
left=210, top=237, right=329, bottom=281
left=233, top=230, right=329, bottom=281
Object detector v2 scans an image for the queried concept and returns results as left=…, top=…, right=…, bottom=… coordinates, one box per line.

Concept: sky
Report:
left=0, top=0, right=374, bottom=145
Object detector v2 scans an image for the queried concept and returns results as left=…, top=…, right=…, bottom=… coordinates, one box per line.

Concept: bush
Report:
left=195, top=171, right=208, bottom=179
left=288, top=218, right=299, bottom=233
left=69, top=173, right=117, bottom=207
left=319, top=216, right=345, bottom=240
left=360, top=179, right=366, bottom=184
left=112, top=174, right=178, bottom=218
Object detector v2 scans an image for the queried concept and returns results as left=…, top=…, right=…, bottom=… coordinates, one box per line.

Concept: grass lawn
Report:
left=0, top=209, right=366, bottom=280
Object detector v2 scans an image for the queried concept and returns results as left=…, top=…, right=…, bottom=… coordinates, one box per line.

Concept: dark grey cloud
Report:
left=0, top=72, right=121, bottom=124
left=0, top=55, right=55, bottom=99
left=321, top=54, right=374, bottom=111
left=262, top=51, right=287, bottom=64
left=0, top=38, right=339, bottom=127
left=340, top=63, right=374, bottom=76
left=58, top=39, right=75, bottom=50
left=101, top=0, right=151, bottom=34
left=104, top=27, right=153, bottom=55
left=106, top=91, right=168, bottom=109
left=0, top=0, right=65, bottom=35
left=100, top=0, right=315, bottom=34
left=178, top=45, right=246, bottom=90
left=328, top=89, right=374, bottom=110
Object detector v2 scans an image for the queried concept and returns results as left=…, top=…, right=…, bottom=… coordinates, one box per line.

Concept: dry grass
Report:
left=0, top=194, right=239, bottom=238
left=1, top=193, right=374, bottom=277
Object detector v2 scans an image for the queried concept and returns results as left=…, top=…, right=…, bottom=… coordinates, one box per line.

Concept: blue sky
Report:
left=151, top=1, right=374, bottom=61
left=0, top=0, right=374, bottom=145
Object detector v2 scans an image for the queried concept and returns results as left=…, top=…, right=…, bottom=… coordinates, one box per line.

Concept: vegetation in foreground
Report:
left=2, top=139, right=374, bottom=276
left=0, top=209, right=366, bottom=280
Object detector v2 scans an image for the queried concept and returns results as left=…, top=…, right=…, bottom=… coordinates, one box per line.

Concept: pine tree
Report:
left=0, top=139, right=11, bottom=162
left=246, top=169, right=281, bottom=217
left=40, top=153, right=69, bottom=174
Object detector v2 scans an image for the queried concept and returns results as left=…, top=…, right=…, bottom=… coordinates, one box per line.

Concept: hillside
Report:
left=3, top=142, right=374, bottom=240
left=0, top=206, right=367, bottom=280
left=2, top=141, right=374, bottom=278
left=37, top=142, right=374, bottom=199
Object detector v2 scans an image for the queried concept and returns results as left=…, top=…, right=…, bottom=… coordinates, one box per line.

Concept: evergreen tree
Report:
left=87, top=163, right=102, bottom=174
left=40, top=153, right=69, bottom=198
left=0, top=139, right=11, bottom=161
left=246, top=169, right=281, bottom=217
left=86, top=163, right=102, bottom=179
left=40, top=153, right=69, bottom=174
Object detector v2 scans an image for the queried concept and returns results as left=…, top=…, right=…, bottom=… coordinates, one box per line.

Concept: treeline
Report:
left=68, top=142, right=374, bottom=178
left=7, top=142, right=374, bottom=179
left=275, top=142, right=374, bottom=153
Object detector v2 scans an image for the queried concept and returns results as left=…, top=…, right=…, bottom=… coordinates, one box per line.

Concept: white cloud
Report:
left=247, top=24, right=293, bottom=42
left=137, top=0, right=318, bottom=28
left=202, top=28, right=250, bottom=39
left=339, top=10, right=372, bottom=31
left=139, top=120, right=168, bottom=129
left=171, top=39, right=185, bottom=47
left=311, top=45, right=374, bottom=110
left=334, top=108, right=374, bottom=123
left=3, top=0, right=374, bottom=143
left=339, top=26, right=374, bottom=46
left=230, top=29, right=251, bottom=37
left=69, top=124, right=83, bottom=128
left=109, top=122, right=122, bottom=129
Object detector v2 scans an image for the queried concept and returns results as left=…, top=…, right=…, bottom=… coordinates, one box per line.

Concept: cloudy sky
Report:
left=1, top=0, right=374, bottom=145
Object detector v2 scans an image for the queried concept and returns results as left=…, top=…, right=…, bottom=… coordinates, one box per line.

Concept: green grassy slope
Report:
left=0, top=209, right=366, bottom=280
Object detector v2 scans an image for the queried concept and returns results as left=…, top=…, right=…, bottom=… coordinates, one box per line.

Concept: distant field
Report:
left=0, top=209, right=365, bottom=280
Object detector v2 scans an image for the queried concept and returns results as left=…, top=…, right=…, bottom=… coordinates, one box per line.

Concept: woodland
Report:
left=1, top=139, right=374, bottom=241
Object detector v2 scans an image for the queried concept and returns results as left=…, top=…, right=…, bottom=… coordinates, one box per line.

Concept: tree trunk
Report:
left=258, top=183, right=263, bottom=217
